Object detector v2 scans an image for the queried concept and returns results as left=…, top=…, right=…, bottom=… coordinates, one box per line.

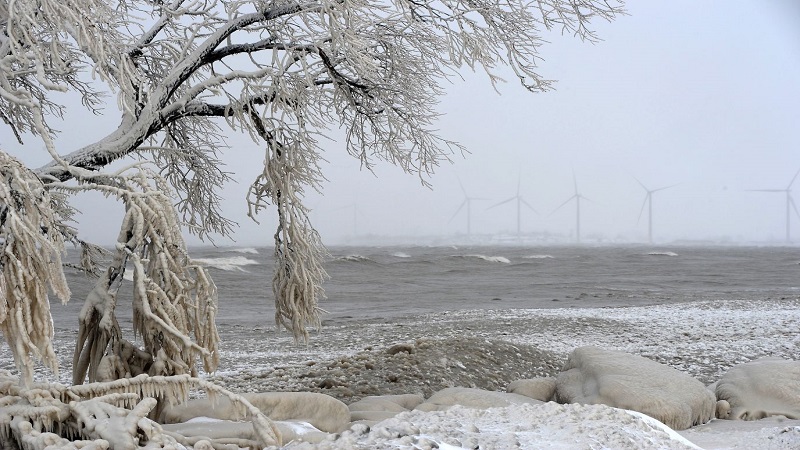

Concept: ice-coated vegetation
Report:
left=0, top=0, right=624, bottom=446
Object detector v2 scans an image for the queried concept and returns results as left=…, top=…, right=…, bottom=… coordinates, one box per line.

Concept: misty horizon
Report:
left=5, top=1, right=799, bottom=249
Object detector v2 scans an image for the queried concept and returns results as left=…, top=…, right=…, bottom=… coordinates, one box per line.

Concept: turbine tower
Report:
left=487, top=177, right=538, bottom=236
left=552, top=172, right=588, bottom=243
left=635, top=178, right=676, bottom=244
left=449, top=178, right=485, bottom=235
left=748, top=168, right=800, bottom=243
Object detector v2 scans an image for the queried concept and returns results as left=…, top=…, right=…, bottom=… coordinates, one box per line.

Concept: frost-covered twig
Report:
left=72, top=167, right=220, bottom=385
left=0, top=151, right=69, bottom=386
left=0, top=370, right=281, bottom=448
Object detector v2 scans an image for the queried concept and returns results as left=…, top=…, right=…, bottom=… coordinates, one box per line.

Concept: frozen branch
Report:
left=1, top=0, right=623, bottom=420
left=0, top=151, right=69, bottom=386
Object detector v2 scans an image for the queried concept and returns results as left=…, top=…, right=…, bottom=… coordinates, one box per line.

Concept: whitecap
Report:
left=392, top=252, right=411, bottom=258
left=458, top=254, right=511, bottom=264
left=648, top=251, right=678, bottom=257
left=336, top=255, right=374, bottom=263
left=192, top=256, right=260, bottom=271
left=524, top=254, right=554, bottom=259
left=231, top=247, right=259, bottom=254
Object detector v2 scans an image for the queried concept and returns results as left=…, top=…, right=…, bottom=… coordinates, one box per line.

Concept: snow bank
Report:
left=283, top=403, right=701, bottom=449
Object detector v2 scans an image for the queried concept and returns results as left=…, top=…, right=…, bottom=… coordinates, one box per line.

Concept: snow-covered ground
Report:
left=2, top=298, right=798, bottom=449
left=208, top=298, right=800, bottom=449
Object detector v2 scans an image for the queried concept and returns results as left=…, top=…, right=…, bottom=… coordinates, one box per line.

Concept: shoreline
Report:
left=1, top=296, right=798, bottom=448
left=205, top=297, right=800, bottom=404
left=4, top=297, right=798, bottom=394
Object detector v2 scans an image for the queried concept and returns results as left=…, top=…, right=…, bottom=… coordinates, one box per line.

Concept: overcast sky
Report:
left=5, top=1, right=800, bottom=246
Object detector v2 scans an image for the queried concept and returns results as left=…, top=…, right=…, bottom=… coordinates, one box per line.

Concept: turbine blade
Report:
left=788, top=168, right=800, bottom=190
left=487, top=197, right=515, bottom=210
left=448, top=201, right=466, bottom=223
left=520, top=198, right=539, bottom=214
left=456, top=176, right=467, bottom=196
left=551, top=195, right=576, bottom=215
left=572, top=170, right=579, bottom=195
left=652, top=183, right=678, bottom=193
left=633, top=176, right=648, bottom=192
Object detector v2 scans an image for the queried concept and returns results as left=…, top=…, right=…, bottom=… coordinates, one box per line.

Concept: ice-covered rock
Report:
left=415, top=387, right=542, bottom=412
left=161, top=392, right=350, bottom=432
left=348, top=393, right=424, bottom=422
left=714, top=357, right=800, bottom=420
left=507, top=377, right=557, bottom=402
left=163, top=418, right=333, bottom=446
left=555, top=346, right=715, bottom=430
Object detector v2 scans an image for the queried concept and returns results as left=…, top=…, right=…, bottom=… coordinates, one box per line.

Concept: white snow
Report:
left=297, top=403, right=704, bottom=449
left=6, top=297, right=798, bottom=449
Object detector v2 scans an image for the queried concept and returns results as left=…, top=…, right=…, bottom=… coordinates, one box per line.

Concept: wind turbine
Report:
left=487, top=177, right=538, bottom=236
left=552, top=172, right=589, bottom=243
left=748, top=168, right=800, bottom=243
left=449, top=178, right=485, bottom=235
left=635, top=178, right=676, bottom=244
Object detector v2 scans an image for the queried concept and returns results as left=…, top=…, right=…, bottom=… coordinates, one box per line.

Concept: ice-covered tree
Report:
left=0, top=0, right=622, bottom=446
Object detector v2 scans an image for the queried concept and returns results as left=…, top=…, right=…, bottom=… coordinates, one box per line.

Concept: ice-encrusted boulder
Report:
left=348, top=393, right=425, bottom=422
left=161, top=392, right=350, bottom=432
left=714, top=357, right=800, bottom=420
left=507, top=377, right=557, bottom=402
left=414, top=387, right=542, bottom=412
left=555, top=346, right=715, bottom=430
left=162, top=418, right=332, bottom=447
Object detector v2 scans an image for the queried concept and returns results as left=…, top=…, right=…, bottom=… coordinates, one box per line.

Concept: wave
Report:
left=648, top=251, right=678, bottom=257
left=334, top=255, right=375, bottom=263
left=524, top=254, right=554, bottom=259
left=192, top=256, right=260, bottom=271
left=391, top=252, right=411, bottom=258
left=231, top=247, right=259, bottom=254
left=454, top=254, right=511, bottom=264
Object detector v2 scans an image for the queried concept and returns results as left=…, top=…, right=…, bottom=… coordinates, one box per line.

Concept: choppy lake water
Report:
left=3, top=244, right=799, bottom=384
left=50, top=244, right=800, bottom=330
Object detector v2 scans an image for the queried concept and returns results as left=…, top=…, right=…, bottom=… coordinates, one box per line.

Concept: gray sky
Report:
left=6, top=1, right=800, bottom=246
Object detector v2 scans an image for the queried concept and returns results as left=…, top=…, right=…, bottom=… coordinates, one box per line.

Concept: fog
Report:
left=5, top=1, right=800, bottom=246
